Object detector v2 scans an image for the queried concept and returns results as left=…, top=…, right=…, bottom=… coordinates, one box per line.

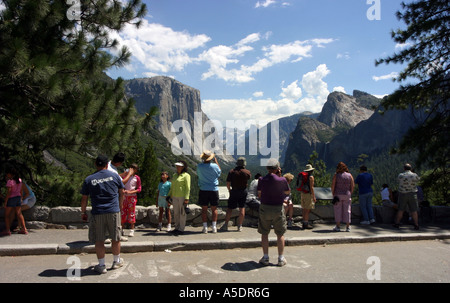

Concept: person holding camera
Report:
left=257, top=159, right=291, bottom=267
left=221, top=157, right=251, bottom=232
left=197, top=150, right=221, bottom=234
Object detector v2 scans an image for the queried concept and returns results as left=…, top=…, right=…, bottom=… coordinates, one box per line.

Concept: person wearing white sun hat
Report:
left=297, top=164, right=316, bottom=230
left=168, top=160, right=191, bottom=235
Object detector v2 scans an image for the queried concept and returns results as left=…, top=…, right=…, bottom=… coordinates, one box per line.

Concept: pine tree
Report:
left=0, top=1, right=147, bottom=179
left=375, top=0, right=449, bottom=204
left=139, top=141, right=160, bottom=206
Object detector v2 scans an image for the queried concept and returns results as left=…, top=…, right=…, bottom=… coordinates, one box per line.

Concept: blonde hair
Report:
left=283, top=173, right=294, bottom=182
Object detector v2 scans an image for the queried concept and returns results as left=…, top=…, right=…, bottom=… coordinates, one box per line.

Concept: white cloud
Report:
left=280, top=80, right=302, bottom=100
left=253, top=91, right=264, bottom=98
left=337, top=52, right=351, bottom=60
left=372, top=72, right=398, bottom=82
left=255, top=0, right=277, bottom=8
left=202, top=64, right=331, bottom=125
left=109, top=20, right=210, bottom=73
left=302, top=64, right=330, bottom=98
left=395, top=42, right=412, bottom=50
left=333, top=86, right=346, bottom=93
left=200, top=38, right=333, bottom=83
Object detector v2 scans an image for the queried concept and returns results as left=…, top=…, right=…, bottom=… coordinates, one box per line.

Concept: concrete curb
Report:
left=2, top=231, right=450, bottom=256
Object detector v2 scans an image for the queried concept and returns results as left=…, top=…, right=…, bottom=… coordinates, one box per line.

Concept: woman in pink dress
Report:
left=121, top=164, right=141, bottom=237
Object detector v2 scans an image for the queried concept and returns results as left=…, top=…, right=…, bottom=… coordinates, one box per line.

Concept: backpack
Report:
left=296, top=172, right=310, bottom=193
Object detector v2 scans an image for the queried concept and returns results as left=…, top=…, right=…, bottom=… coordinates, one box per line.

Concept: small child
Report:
left=157, top=171, right=172, bottom=231
left=283, top=173, right=295, bottom=228
left=121, top=164, right=141, bottom=237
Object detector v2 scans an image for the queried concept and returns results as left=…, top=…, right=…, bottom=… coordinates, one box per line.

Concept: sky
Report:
left=105, top=0, right=411, bottom=126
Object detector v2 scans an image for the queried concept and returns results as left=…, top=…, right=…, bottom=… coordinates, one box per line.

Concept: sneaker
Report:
left=166, top=224, right=171, bottom=232
left=414, top=225, right=420, bottom=230
left=157, top=223, right=162, bottom=231
left=120, top=236, right=128, bottom=242
left=303, top=222, right=313, bottom=230
left=259, top=256, right=270, bottom=266
left=369, top=219, right=376, bottom=224
left=104, top=238, right=112, bottom=244
left=202, top=226, right=208, bottom=234
left=111, top=258, right=124, bottom=270
left=212, top=226, right=217, bottom=233
left=128, top=229, right=134, bottom=237
left=220, top=224, right=228, bottom=232
left=333, top=226, right=340, bottom=232
left=287, top=219, right=293, bottom=228
left=277, top=257, right=287, bottom=267
left=94, top=264, right=107, bottom=274
left=345, top=226, right=351, bottom=232
left=360, top=221, right=370, bottom=225
left=237, top=225, right=243, bottom=232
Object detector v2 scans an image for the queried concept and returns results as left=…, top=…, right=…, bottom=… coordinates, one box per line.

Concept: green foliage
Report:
left=376, top=0, right=449, bottom=205
left=0, top=0, right=147, bottom=201
left=138, top=141, right=160, bottom=206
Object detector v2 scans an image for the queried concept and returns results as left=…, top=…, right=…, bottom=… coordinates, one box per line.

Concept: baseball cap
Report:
left=95, top=155, right=109, bottom=167
left=266, top=158, right=280, bottom=169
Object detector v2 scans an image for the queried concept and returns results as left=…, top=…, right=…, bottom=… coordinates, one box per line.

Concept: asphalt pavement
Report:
left=1, top=222, right=450, bottom=256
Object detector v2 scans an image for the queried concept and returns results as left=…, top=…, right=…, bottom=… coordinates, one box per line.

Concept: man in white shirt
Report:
left=393, top=163, right=420, bottom=230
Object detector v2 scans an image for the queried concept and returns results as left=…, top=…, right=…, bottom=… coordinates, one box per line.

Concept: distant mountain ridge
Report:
left=283, top=90, right=421, bottom=173
left=122, top=76, right=419, bottom=175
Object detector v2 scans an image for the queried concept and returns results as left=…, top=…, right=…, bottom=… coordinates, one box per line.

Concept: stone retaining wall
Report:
left=1, top=204, right=449, bottom=229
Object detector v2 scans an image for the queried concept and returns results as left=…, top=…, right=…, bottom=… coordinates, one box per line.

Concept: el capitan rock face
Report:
left=124, top=76, right=235, bottom=163
left=125, top=76, right=208, bottom=143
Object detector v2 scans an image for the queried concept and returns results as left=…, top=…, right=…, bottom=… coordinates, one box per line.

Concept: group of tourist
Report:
left=2, top=150, right=421, bottom=273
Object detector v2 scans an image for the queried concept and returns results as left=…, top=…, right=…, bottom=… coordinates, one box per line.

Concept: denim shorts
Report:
left=6, top=196, right=22, bottom=207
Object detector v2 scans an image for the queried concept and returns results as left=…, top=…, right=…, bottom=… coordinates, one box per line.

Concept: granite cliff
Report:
left=125, top=76, right=208, bottom=143
left=283, top=89, right=422, bottom=173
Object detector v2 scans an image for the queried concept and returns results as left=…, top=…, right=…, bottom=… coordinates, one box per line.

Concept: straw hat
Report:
left=200, top=150, right=215, bottom=162
left=304, top=164, right=315, bottom=172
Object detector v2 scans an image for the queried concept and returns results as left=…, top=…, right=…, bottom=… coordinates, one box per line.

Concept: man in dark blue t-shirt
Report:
left=81, top=155, right=125, bottom=274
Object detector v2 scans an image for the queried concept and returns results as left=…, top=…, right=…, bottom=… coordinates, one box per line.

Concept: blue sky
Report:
left=106, top=0, right=410, bottom=125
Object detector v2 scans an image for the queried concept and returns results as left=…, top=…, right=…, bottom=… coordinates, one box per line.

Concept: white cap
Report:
left=175, top=162, right=184, bottom=167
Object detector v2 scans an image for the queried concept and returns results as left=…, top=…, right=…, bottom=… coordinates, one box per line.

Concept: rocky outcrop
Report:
left=3, top=204, right=449, bottom=230
left=324, top=106, right=420, bottom=165
left=125, top=76, right=208, bottom=143
left=284, top=91, right=380, bottom=171
left=283, top=117, right=331, bottom=172
left=317, top=91, right=374, bottom=129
